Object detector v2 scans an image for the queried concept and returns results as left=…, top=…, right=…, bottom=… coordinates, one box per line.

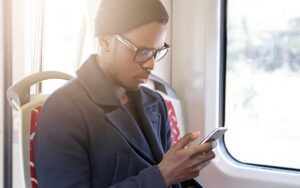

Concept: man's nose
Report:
left=141, top=57, right=155, bottom=70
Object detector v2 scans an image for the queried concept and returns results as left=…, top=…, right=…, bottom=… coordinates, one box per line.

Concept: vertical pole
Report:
left=2, top=0, right=13, bottom=187
left=37, top=0, right=45, bottom=93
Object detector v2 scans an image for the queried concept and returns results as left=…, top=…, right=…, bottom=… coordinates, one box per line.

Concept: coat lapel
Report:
left=128, top=90, right=165, bottom=164
left=140, top=105, right=165, bottom=163
left=105, top=106, right=156, bottom=165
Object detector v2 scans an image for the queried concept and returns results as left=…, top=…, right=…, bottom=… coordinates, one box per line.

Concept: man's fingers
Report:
left=186, top=141, right=216, bottom=156
left=187, top=151, right=215, bottom=168
left=172, top=131, right=200, bottom=151
left=196, top=151, right=215, bottom=164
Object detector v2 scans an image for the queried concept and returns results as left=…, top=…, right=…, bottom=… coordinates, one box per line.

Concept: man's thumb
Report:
left=173, top=130, right=200, bottom=150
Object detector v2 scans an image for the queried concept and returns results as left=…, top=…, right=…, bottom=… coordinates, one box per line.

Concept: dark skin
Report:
left=97, top=21, right=216, bottom=187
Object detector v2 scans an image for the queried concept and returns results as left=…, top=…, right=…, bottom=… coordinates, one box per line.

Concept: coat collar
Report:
left=76, top=54, right=120, bottom=106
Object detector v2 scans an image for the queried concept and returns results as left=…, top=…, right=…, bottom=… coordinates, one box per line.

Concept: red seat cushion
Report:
left=165, top=100, right=181, bottom=145
left=30, top=106, right=41, bottom=188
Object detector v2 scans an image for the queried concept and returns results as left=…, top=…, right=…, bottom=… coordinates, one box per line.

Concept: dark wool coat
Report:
left=34, top=55, right=202, bottom=188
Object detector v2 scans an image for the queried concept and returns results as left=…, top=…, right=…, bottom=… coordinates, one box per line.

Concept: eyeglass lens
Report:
left=135, top=48, right=168, bottom=63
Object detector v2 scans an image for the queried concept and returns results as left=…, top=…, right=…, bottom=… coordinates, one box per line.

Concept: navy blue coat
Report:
left=34, top=55, right=202, bottom=188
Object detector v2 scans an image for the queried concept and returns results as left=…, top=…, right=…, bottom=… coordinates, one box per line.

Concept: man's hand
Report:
left=157, top=131, right=217, bottom=187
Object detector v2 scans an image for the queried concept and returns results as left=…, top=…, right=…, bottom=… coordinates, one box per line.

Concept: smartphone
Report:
left=200, top=127, right=228, bottom=144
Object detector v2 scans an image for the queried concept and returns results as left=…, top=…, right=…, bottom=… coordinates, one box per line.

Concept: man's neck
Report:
left=115, top=87, right=129, bottom=104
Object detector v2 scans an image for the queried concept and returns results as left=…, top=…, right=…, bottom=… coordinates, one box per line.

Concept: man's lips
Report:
left=135, top=74, right=150, bottom=84
left=136, top=77, right=149, bottom=83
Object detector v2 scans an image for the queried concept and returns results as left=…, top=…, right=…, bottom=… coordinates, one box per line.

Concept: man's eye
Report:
left=141, top=49, right=151, bottom=55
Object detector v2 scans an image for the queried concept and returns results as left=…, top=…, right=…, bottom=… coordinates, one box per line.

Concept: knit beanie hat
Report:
left=94, top=0, right=169, bottom=36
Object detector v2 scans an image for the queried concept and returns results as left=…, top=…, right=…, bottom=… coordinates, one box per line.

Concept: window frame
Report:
left=220, top=0, right=300, bottom=173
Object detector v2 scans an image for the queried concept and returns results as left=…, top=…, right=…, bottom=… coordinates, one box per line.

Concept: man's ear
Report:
left=98, top=35, right=114, bottom=52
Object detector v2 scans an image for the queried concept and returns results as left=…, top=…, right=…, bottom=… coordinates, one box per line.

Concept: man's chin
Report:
left=125, top=84, right=140, bottom=91
left=116, top=78, right=140, bottom=91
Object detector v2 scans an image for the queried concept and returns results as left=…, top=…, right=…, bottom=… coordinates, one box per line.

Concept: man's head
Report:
left=95, top=0, right=169, bottom=90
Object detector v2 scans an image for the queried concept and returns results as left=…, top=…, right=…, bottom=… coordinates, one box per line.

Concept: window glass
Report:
left=43, top=0, right=85, bottom=74
left=42, top=0, right=90, bottom=94
left=225, top=0, right=300, bottom=170
left=80, top=23, right=95, bottom=66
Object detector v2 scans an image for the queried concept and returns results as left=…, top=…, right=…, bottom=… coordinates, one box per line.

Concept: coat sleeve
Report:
left=34, top=92, right=91, bottom=188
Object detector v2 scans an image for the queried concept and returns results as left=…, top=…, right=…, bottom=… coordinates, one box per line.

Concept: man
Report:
left=34, top=0, right=216, bottom=187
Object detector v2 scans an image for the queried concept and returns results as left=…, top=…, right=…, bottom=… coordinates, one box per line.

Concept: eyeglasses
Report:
left=115, top=34, right=170, bottom=63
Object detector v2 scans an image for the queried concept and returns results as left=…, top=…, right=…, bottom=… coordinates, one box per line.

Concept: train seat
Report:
left=7, top=72, right=73, bottom=188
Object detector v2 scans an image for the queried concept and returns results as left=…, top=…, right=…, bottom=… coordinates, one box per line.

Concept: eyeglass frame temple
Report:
left=115, top=34, right=137, bottom=52
left=116, top=34, right=170, bottom=51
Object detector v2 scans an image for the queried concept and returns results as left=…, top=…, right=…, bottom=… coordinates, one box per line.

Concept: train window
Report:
left=41, top=0, right=93, bottom=94
left=43, top=0, right=84, bottom=75
left=224, top=0, right=300, bottom=170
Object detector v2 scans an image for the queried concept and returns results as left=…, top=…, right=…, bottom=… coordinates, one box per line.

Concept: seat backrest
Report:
left=165, top=99, right=181, bottom=145
left=19, top=95, right=47, bottom=188
left=145, top=74, right=187, bottom=144
left=7, top=71, right=73, bottom=188
left=29, top=106, right=42, bottom=188
left=157, top=91, right=186, bottom=145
